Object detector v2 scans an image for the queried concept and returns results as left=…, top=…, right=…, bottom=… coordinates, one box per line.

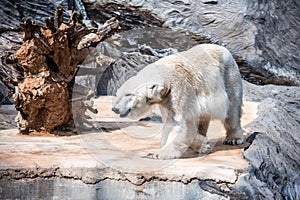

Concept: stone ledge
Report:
left=0, top=96, right=258, bottom=199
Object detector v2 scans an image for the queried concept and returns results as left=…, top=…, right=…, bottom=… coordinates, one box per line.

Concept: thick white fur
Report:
left=113, top=44, right=244, bottom=160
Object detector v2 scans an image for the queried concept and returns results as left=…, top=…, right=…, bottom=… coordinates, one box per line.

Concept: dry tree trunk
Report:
left=13, top=6, right=119, bottom=134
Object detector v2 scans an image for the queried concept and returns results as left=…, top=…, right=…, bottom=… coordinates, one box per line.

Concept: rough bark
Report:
left=13, top=6, right=119, bottom=134
left=0, top=0, right=72, bottom=105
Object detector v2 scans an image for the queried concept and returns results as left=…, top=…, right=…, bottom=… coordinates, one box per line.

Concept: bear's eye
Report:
left=125, top=93, right=132, bottom=97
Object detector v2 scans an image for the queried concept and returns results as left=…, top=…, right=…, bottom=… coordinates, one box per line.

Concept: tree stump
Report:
left=13, top=6, right=119, bottom=134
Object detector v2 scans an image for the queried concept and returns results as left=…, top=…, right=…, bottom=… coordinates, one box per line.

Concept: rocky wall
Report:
left=1, top=0, right=299, bottom=104
left=235, top=81, right=300, bottom=199
left=83, top=0, right=300, bottom=86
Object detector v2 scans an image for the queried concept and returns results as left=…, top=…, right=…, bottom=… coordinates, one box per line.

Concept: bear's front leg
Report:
left=159, top=121, right=173, bottom=148
left=147, top=119, right=197, bottom=160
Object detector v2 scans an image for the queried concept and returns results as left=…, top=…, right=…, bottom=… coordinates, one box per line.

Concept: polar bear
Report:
left=112, top=44, right=244, bottom=160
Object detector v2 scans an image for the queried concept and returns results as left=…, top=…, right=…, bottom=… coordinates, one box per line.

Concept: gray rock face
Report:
left=74, top=27, right=199, bottom=96
left=0, top=31, right=22, bottom=105
left=0, top=105, right=17, bottom=130
left=237, top=82, right=300, bottom=199
left=0, top=81, right=11, bottom=105
left=94, top=42, right=159, bottom=95
left=0, top=0, right=71, bottom=29
left=83, top=0, right=300, bottom=85
left=1, top=0, right=299, bottom=103
left=246, top=1, right=300, bottom=81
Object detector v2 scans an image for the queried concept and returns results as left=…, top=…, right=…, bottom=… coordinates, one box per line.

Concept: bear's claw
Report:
left=144, top=151, right=181, bottom=160
left=146, top=152, right=159, bottom=159
left=223, top=137, right=244, bottom=145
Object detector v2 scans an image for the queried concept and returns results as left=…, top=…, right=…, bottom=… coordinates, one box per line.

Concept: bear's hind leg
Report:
left=223, top=108, right=244, bottom=145
left=190, top=120, right=211, bottom=154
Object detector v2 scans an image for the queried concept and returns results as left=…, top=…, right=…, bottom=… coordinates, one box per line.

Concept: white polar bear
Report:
left=112, top=44, right=244, bottom=160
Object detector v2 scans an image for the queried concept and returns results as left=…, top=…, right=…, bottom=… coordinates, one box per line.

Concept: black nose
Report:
left=112, top=106, right=120, bottom=114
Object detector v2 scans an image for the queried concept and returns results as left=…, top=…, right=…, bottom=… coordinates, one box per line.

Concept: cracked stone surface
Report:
left=0, top=88, right=258, bottom=199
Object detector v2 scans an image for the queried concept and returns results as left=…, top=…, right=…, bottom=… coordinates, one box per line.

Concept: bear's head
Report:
left=112, top=80, right=169, bottom=119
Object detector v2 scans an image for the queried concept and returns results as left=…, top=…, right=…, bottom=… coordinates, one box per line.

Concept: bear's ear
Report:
left=147, top=83, right=169, bottom=103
